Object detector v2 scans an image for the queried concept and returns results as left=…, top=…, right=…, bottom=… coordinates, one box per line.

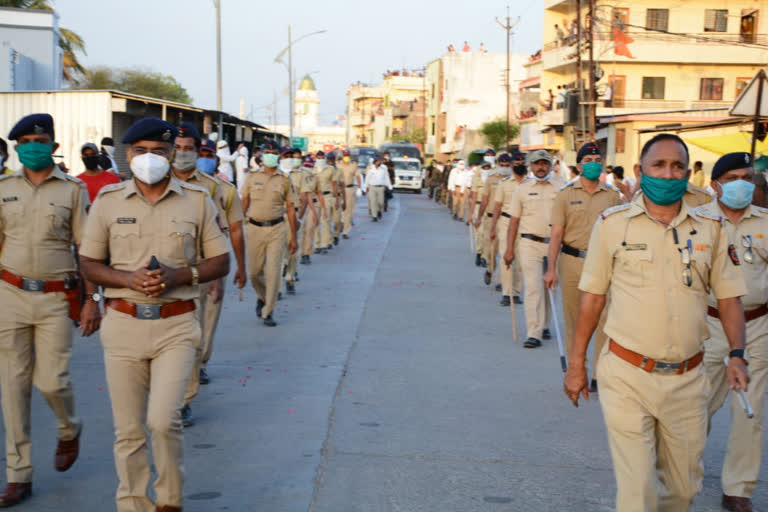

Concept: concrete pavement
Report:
left=2, top=192, right=766, bottom=511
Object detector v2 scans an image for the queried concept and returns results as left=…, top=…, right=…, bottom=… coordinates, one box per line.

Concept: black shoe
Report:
left=181, top=405, right=194, bottom=427
left=255, top=299, right=265, bottom=317
left=278, top=292, right=283, bottom=301
left=286, top=282, right=296, bottom=295
left=523, top=337, right=542, bottom=349
left=588, top=379, right=598, bottom=393
left=342, top=234, right=350, bottom=240
left=300, top=255, right=309, bottom=265
left=465, top=221, right=470, bottom=226
left=314, top=248, right=322, bottom=254
left=453, top=214, right=458, bottom=220
left=543, top=329, right=551, bottom=340
left=199, top=368, right=209, bottom=385
left=378, top=212, right=382, bottom=219
left=480, top=258, right=487, bottom=268
left=483, top=271, right=491, bottom=285
left=263, top=315, right=277, bottom=327
left=495, top=284, right=502, bottom=292
left=513, top=296, right=523, bottom=305
left=475, top=254, right=482, bottom=267
left=327, top=244, right=333, bottom=250
left=334, top=237, right=339, bottom=245
left=372, top=217, right=378, bottom=222
left=499, top=295, right=510, bottom=307
left=294, top=272, right=299, bottom=282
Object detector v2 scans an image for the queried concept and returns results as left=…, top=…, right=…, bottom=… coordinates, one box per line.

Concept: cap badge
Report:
left=33, top=124, right=43, bottom=134
left=162, top=130, right=171, bottom=141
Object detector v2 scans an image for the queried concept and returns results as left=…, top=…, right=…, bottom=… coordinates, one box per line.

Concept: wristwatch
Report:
left=190, top=266, right=199, bottom=287
left=87, top=293, right=102, bottom=303
left=729, top=349, right=746, bottom=360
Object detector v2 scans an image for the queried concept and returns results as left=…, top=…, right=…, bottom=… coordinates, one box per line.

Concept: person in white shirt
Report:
left=460, top=163, right=476, bottom=224
left=234, top=143, right=249, bottom=193
left=364, top=158, right=393, bottom=222
left=216, top=140, right=238, bottom=182
left=449, top=161, right=467, bottom=220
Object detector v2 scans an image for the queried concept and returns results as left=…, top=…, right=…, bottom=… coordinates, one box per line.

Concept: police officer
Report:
left=314, top=151, right=336, bottom=253
left=632, top=161, right=712, bottom=207
left=0, top=113, right=99, bottom=507
left=171, top=124, right=246, bottom=424
left=489, top=153, right=525, bottom=306
left=564, top=134, right=749, bottom=511
left=700, top=152, right=767, bottom=512
left=544, top=142, right=620, bottom=390
left=330, top=152, right=344, bottom=245
left=241, top=141, right=298, bottom=326
left=475, top=160, right=506, bottom=285
left=283, top=148, right=304, bottom=294
left=79, top=117, right=231, bottom=512
left=468, top=161, right=489, bottom=267
left=339, top=150, right=361, bottom=240
left=300, top=155, right=323, bottom=262
left=503, top=149, right=561, bottom=348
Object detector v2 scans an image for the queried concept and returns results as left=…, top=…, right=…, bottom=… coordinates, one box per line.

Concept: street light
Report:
left=274, top=26, right=327, bottom=143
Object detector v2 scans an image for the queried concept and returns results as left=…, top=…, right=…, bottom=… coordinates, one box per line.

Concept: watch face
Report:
left=91, top=293, right=102, bottom=302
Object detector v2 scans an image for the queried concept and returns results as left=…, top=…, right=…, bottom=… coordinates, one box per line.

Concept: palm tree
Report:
left=0, top=0, right=87, bottom=84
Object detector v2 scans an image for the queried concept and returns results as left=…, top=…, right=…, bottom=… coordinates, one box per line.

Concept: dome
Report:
left=298, top=74, right=316, bottom=91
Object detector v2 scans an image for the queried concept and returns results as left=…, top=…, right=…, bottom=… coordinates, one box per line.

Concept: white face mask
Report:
left=173, top=150, right=197, bottom=171
left=484, top=155, right=496, bottom=166
left=293, top=157, right=302, bottom=168
left=131, top=153, right=170, bottom=185
left=316, top=159, right=326, bottom=169
left=102, top=145, right=115, bottom=158
left=279, top=158, right=293, bottom=172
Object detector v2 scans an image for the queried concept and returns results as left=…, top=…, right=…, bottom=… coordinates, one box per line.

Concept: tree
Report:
left=79, top=67, right=194, bottom=104
left=480, top=118, right=520, bottom=151
left=389, top=127, right=426, bottom=146
left=0, top=0, right=87, bottom=84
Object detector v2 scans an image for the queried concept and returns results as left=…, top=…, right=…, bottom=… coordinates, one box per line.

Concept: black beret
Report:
left=711, top=152, right=752, bottom=181
left=576, top=142, right=600, bottom=163
left=176, top=122, right=201, bottom=144
left=9, top=113, right=54, bottom=141
left=261, top=140, right=280, bottom=151
left=121, top=118, right=177, bottom=145
left=485, top=148, right=497, bottom=156
left=315, top=150, right=326, bottom=157
left=511, top=150, right=525, bottom=160
left=498, top=153, right=512, bottom=163
left=326, top=153, right=336, bottom=161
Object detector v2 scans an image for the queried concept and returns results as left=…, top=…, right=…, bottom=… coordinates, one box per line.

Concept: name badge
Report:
left=528, top=192, right=538, bottom=196
left=624, top=243, right=647, bottom=251
left=2, top=196, right=18, bottom=202
left=570, top=200, right=583, bottom=205
left=117, top=217, right=136, bottom=224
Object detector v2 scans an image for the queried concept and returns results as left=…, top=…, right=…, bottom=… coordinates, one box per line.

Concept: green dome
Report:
left=298, top=74, right=316, bottom=91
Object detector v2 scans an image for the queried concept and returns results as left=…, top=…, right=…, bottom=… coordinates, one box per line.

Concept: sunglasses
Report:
left=742, top=235, right=754, bottom=264
left=680, top=239, right=693, bottom=287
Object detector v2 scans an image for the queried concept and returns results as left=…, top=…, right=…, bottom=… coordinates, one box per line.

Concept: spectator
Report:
left=76, top=142, right=120, bottom=202
left=234, top=141, right=249, bottom=193
left=556, top=86, right=567, bottom=108
left=479, top=42, right=487, bottom=53
left=602, top=82, right=613, bottom=107
left=462, top=41, right=471, bottom=52
left=447, top=44, right=455, bottom=52
left=569, top=165, right=580, bottom=180
left=0, top=137, right=10, bottom=174
left=98, top=136, right=123, bottom=179
left=690, top=160, right=705, bottom=188
left=555, top=24, right=565, bottom=46
left=216, top=140, right=238, bottom=182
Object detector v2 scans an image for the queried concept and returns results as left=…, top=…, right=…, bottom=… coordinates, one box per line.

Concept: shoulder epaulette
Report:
left=64, top=174, right=84, bottom=184
left=605, top=183, right=620, bottom=194
left=0, top=174, right=15, bottom=182
left=599, top=203, right=631, bottom=220
left=754, top=205, right=768, bottom=214
left=694, top=205, right=724, bottom=223
left=499, top=176, right=511, bottom=182
left=179, top=181, right=209, bottom=194
left=559, top=181, right=575, bottom=191
left=96, top=182, right=127, bottom=197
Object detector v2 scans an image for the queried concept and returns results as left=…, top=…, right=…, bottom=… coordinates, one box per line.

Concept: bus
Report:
left=349, top=147, right=379, bottom=175
left=379, top=143, right=422, bottom=163
left=379, top=143, right=424, bottom=192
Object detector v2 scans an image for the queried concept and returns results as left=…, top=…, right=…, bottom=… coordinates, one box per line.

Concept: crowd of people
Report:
left=430, top=139, right=767, bottom=512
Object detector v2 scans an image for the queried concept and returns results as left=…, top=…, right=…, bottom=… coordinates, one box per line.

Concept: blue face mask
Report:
left=640, top=174, right=688, bottom=206
left=262, top=153, right=279, bottom=168
left=581, top=161, right=602, bottom=181
left=719, top=179, right=755, bottom=210
left=197, top=157, right=216, bottom=175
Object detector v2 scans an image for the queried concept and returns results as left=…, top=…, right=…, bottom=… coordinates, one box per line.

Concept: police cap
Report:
left=485, top=148, right=497, bottom=156
left=176, top=122, right=201, bottom=145
left=261, top=140, right=280, bottom=151
left=497, top=153, right=512, bottom=164
left=527, top=149, right=552, bottom=164
left=711, top=152, right=752, bottom=181
left=200, top=139, right=216, bottom=153
left=9, top=113, right=55, bottom=141
left=511, top=150, right=525, bottom=161
left=121, top=118, right=177, bottom=145
left=576, top=142, right=600, bottom=163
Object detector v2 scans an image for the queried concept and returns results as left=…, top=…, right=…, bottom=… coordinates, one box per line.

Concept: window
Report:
left=642, top=77, right=665, bottom=99
left=385, top=127, right=390, bottom=138
left=736, top=77, right=751, bottom=99
left=705, top=9, right=728, bottom=32
left=616, top=128, right=626, bottom=153
left=646, top=9, right=669, bottom=31
left=431, top=84, right=435, bottom=98
left=431, top=122, right=436, bottom=135
left=700, top=78, right=724, bottom=100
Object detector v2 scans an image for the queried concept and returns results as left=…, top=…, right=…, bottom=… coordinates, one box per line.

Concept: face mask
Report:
left=82, top=155, right=100, bottom=170
left=130, top=152, right=169, bottom=184
left=197, top=157, right=216, bottom=175
left=316, top=159, right=326, bottom=169
left=513, top=164, right=527, bottom=176
left=262, top=153, right=279, bottom=168
left=581, top=161, right=603, bottom=181
left=484, top=156, right=496, bottom=166
left=719, top=180, right=755, bottom=210
left=293, top=157, right=301, bottom=168
left=173, top=150, right=198, bottom=171
left=532, top=171, right=551, bottom=182
left=343, top=156, right=350, bottom=163
left=17, top=142, right=55, bottom=171
left=640, top=174, right=688, bottom=206
left=498, top=165, right=512, bottom=176
left=279, top=158, right=293, bottom=172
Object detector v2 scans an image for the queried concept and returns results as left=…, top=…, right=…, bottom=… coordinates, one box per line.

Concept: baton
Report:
left=723, top=356, right=754, bottom=419
left=543, top=257, right=567, bottom=372
left=469, top=221, right=476, bottom=254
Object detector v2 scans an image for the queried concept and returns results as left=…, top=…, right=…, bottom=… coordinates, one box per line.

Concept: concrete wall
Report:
left=0, top=8, right=61, bottom=92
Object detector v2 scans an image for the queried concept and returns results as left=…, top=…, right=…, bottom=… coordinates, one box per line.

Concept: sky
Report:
left=57, top=0, right=544, bottom=128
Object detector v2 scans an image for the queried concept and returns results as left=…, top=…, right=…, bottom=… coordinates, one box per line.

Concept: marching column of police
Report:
left=0, top=112, right=377, bottom=511
left=430, top=137, right=766, bottom=512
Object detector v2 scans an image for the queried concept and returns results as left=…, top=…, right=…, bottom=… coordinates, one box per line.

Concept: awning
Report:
left=684, top=132, right=768, bottom=156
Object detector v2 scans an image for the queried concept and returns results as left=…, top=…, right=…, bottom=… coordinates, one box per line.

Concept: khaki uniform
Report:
left=700, top=202, right=768, bottom=499
left=284, top=170, right=304, bottom=284
left=550, top=178, right=620, bottom=364
left=315, top=165, right=335, bottom=249
left=80, top=178, right=229, bottom=512
left=340, top=162, right=360, bottom=236
left=493, top=176, right=523, bottom=298
left=301, top=170, right=320, bottom=256
left=481, top=173, right=505, bottom=275
left=470, top=170, right=485, bottom=256
left=242, top=170, right=292, bottom=318
left=510, top=176, right=560, bottom=339
left=332, top=166, right=344, bottom=238
left=0, top=168, right=88, bottom=483
left=579, top=194, right=746, bottom=511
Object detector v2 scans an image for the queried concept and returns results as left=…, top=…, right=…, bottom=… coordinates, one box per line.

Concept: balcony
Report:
left=541, top=41, right=578, bottom=72
left=349, top=113, right=373, bottom=127
left=540, top=108, right=565, bottom=126
left=544, top=0, right=572, bottom=11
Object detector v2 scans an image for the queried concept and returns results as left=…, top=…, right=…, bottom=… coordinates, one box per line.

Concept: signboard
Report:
left=730, top=69, right=768, bottom=117
left=291, top=136, right=308, bottom=151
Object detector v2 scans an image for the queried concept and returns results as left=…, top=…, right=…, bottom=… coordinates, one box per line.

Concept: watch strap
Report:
left=729, top=349, right=746, bottom=360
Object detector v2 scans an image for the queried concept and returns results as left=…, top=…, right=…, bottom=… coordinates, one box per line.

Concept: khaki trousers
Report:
left=247, top=222, right=287, bottom=318
left=599, top=347, right=707, bottom=511
left=184, top=279, right=226, bottom=405
left=473, top=203, right=484, bottom=256
left=285, top=211, right=303, bottom=284
left=333, top=195, right=343, bottom=237
left=558, top=252, right=608, bottom=371
left=343, top=187, right=356, bottom=235
left=0, top=282, right=80, bottom=483
left=705, top=313, right=768, bottom=498
left=101, top=308, right=199, bottom=512
left=301, top=207, right=318, bottom=257
left=369, top=186, right=385, bottom=218
left=453, top=188, right=465, bottom=218
left=518, top=237, right=551, bottom=340
left=497, top=217, right=521, bottom=297
left=317, top=195, right=334, bottom=248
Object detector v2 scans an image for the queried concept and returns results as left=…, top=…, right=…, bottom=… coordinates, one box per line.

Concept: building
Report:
left=425, top=51, right=528, bottom=160
left=539, top=0, right=768, bottom=172
left=346, top=82, right=384, bottom=147
left=0, top=7, right=62, bottom=92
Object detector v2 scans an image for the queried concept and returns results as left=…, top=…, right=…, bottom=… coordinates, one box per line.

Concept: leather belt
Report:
left=708, top=304, right=768, bottom=323
left=521, top=233, right=550, bottom=244
left=1, top=269, right=68, bottom=293
left=561, top=243, right=587, bottom=258
left=248, top=217, right=284, bottom=227
left=609, top=340, right=703, bottom=375
left=322, top=191, right=332, bottom=195
left=373, top=185, right=385, bottom=187
left=487, top=213, right=493, bottom=218
left=501, top=212, right=511, bottom=219
left=476, top=201, right=481, bottom=205
left=106, top=298, right=196, bottom=320
left=346, top=184, right=355, bottom=188
left=312, top=198, right=318, bottom=203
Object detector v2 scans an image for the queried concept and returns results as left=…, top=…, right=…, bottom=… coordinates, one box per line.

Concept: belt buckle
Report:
left=22, top=278, right=45, bottom=292
left=135, top=304, right=162, bottom=320
left=653, top=362, right=680, bottom=374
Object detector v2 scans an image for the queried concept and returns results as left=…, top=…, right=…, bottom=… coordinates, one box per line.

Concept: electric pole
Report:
left=214, top=0, right=223, bottom=139
left=496, top=7, right=520, bottom=152
left=588, top=0, right=596, bottom=140
left=288, top=24, right=294, bottom=143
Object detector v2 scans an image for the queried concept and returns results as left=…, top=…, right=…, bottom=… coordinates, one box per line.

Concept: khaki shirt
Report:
left=287, top=171, right=303, bottom=208
left=315, top=165, right=335, bottom=194
left=510, top=176, right=561, bottom=237
left=471, top=170, right=484, bottom=200
left=242, top=169, right=291, bottom=222
left=579, top=193, right=746, bottom=361
left=0, top=167, right=89, bottom=279
left=482, top=173, right=505, bottom=206
left=697, top=201, right=768, bottom=311
left=551, top=178, right=621, bottom=250
left=80, top=178, right=229, bottom=304
left=339, top=162, right=360, bottom=187
left=301, top=170, right=320, bottom=196
left=493, top=176, right=524, bottom=215
left=176, top=170, right=242, bottom=235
